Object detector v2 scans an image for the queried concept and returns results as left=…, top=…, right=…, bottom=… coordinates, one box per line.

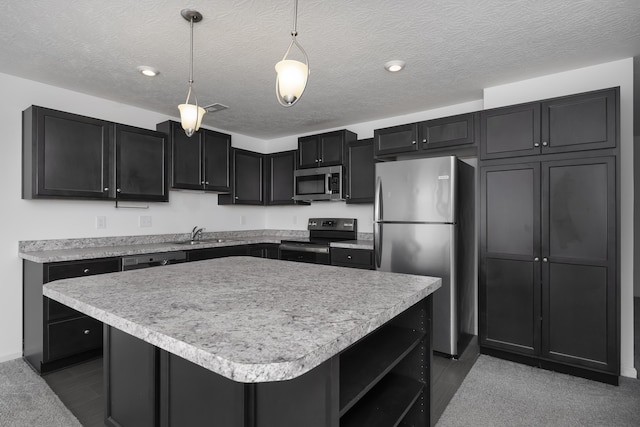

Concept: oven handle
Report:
left=278, top=244, right=330, bottom=254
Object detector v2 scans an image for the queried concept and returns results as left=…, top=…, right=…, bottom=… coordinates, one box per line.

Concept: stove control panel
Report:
left=308, top=218, right=357, bottom=232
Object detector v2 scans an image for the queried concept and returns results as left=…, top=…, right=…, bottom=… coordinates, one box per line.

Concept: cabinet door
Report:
left=232, top=149, right=265, bottom=204
left=318, top=131, right=345, bottom=166
left=267, top=150, right=296, bottom=205
left=479, top=162, right=541, bottom=356
left=298, top=136, right=320, bottom=168
left=373, top=123, right=418, bottom=157
left=480, top=103, right=540, bottom=160
left=24, top=106, right=112, bottom=199
left=115, top=125, right=169, bottom=201
left=541, top=88, right=617, bottom=155
left=202, top=129, right=231, bottom=192
left=541, top=157, right=617, bottom=372
left=160, top=121, right=203, bottom=190
left=345, top=139, right=374, bottom=204
left=419, top=113, right=475, bottom=149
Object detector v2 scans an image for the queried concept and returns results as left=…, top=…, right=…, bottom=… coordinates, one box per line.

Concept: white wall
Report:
left=484, top=58, right=636, bottom=378
left=0, top=72, right=269, bottom=362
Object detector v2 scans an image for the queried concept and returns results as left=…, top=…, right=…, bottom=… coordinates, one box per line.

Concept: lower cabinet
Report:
left=103, top=297, right=432, bottom=427
left=330, top=248, right=374, bottom=270
left=248, top=243, right=280, bottom=259
left=23, top=257, right=121, bottom=374
left=479, top=156, right=618, bottom=382
left=187, top=246, right=249, bottom=262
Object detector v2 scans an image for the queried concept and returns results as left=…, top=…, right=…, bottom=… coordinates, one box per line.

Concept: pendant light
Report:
left=275, top=0, right=309, bottom=107
left=178, top=9, right=206, bottom=137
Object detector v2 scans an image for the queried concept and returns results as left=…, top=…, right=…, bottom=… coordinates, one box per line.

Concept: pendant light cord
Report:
left=292, top=0, right=298, bottom=36
left=185, top=16, right=198, bottom=106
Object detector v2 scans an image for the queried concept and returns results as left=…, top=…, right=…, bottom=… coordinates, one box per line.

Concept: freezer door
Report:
left=375, top=156, right=457, bottom=223
left=375, top=222, right=457, bottom=355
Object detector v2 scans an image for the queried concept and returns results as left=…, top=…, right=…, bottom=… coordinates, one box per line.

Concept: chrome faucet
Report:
left=190, top=226, right=204, bottom=241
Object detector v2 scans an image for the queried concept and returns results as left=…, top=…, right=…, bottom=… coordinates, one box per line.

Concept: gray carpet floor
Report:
left=437, top=355, right=640, bottom=427
left=0, top=358, right=82, bottom=427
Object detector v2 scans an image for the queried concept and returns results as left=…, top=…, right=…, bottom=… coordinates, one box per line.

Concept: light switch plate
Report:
left=139, top=215, right=152, bottom=228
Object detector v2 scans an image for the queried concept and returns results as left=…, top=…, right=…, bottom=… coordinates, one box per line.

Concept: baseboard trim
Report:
left=480, top=346, right=619, bottom=386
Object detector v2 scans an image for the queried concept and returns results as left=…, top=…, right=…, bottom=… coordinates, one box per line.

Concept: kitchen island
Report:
left=43, top=257, right=440, bottom=427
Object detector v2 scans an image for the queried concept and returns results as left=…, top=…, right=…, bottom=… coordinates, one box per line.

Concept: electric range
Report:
left=279, top=218, right=357, bottom=265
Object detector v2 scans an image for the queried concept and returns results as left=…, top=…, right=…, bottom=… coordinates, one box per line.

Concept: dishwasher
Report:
left=121, top=251, right=187, bottom=271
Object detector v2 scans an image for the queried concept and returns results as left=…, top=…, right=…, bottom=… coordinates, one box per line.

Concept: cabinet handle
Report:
left=534, top=257, right=539, bottom=262
left=116, top=188, right=121, bottom=193
left=411, top=141, right=416, bottom=145
left=347, top=255, right=352, bottom=259
left=315, top=159, right=319, bottom=162
left=542, top=141, right=548, bottom=147
left=83, top=329, right=91, bottom=335
left=542, top=257, right=548, bottom=262
left=83, top=268, right=90, bottom=273
left=201, top=181, right=205, bottom=185
left=235, top=196, right=239, bottom=200
left=534, top=142, right=540, bottom=147
left=422, top=139, right=427, bottom=143
left=104, top=187, right=109, bottom=191
left=205, top=181, right=209, bottom=185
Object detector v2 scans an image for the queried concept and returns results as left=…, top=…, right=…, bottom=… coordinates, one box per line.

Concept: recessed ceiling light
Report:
left=136, top=66, right=159, bottom=77
left=384, top=60, right=406, bottom=73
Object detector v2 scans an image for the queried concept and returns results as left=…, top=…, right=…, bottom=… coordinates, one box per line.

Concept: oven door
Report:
left=278, top=243, right=330, bottom=265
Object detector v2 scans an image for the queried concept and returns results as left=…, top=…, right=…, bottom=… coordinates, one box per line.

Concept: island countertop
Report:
left=43, top=257, right=440, bottom=383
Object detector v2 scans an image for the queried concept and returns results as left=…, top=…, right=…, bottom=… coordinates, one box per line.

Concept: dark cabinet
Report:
left=23, top=106, right=112, bottom=199
left=157, top=120, right=231, bottom=192
left=187, top=246, right=249, bottom=262
left=297, top=129, right=356, bottom=169
left=479, top=156, right=618, bottom=376
left=373, top=123, right=418, bottom=157
left=218, top=149, right=265, bottom=205
left=266, top=150, right=296, bottom=205
left=114, top=124, right=169, bottom=202
left=249, top=243, right=280, bottom=259
left=480, top=88, right=617, bottom=160
left=23, top=106, right=169, bottom=201
left=330, top=248, right=373, bottom=270
left=23, top=257, right=121, bottom=374
left=419, top=113, right=476, bottom=149
left=374, top=113, right=478, bottom=158
left=345, top=139, right=374, bottom=204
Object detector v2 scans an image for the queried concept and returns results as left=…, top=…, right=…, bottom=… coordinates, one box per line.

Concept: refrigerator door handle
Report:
left=374, top=222, right=382, bottom=269
left=374, top=176, right=382, bottom=222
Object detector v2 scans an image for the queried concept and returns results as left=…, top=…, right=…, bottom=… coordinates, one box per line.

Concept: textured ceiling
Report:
left=1, top=0, right=639, bottom=139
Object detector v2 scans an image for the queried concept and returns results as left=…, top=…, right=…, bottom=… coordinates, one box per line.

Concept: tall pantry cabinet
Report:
left=478, top=87, right=619, bottom=384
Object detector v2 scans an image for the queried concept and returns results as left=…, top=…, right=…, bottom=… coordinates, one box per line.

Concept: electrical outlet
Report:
left=139, top=215, right=152, bottom=228
left=96, top=216, right=107, bottom=229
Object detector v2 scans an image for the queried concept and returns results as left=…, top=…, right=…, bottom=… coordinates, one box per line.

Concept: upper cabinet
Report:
left=114, top=125, right=169, bottom=202
left=23, top=106, right=168, bottom=201
left=480, top=88, right=618, bottom=160
left=218, top=149, right=265, bottom=205
left=374, top=113, right=477, bottom=158
left=373, top=123, right=418, bottom=157
left=345, top=138, right=374, bottom=204
left=266, top=150, right=297, bottom=205
left=418, top=113, right=477, bottom=150
left=297, top=129, right=357, bottom=169
left=156, top=120, right=231, bottom=193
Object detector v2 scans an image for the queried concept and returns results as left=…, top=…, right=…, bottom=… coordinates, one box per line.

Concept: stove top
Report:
left=279, top=218, right=358, bottom=253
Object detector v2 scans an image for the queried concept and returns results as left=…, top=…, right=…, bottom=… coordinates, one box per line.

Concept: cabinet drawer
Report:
left=47, top=316, right=103, bottom=361
left=331, top=248, right=373, bottom=269
left=47, top=258, right=121, bottom=282
left=46, top=298, right=84, bottom=322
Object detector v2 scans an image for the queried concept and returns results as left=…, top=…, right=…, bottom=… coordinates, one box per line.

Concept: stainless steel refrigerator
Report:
left=374, top=155, right=474, bottom=357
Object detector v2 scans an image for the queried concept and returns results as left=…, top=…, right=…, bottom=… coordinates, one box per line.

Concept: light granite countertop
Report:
left=19, top=231, right=373, bottom=263
left=43, top=257, right=440, bottom=383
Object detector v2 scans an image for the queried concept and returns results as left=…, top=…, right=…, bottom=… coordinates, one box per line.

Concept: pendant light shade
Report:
left=178, top=9, right=205, bottom=137
left=275, top=0, right=309, bottom=107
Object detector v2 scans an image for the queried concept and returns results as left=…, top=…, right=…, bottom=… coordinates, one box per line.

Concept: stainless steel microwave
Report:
left=293, top=166, right=343, bottom=201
